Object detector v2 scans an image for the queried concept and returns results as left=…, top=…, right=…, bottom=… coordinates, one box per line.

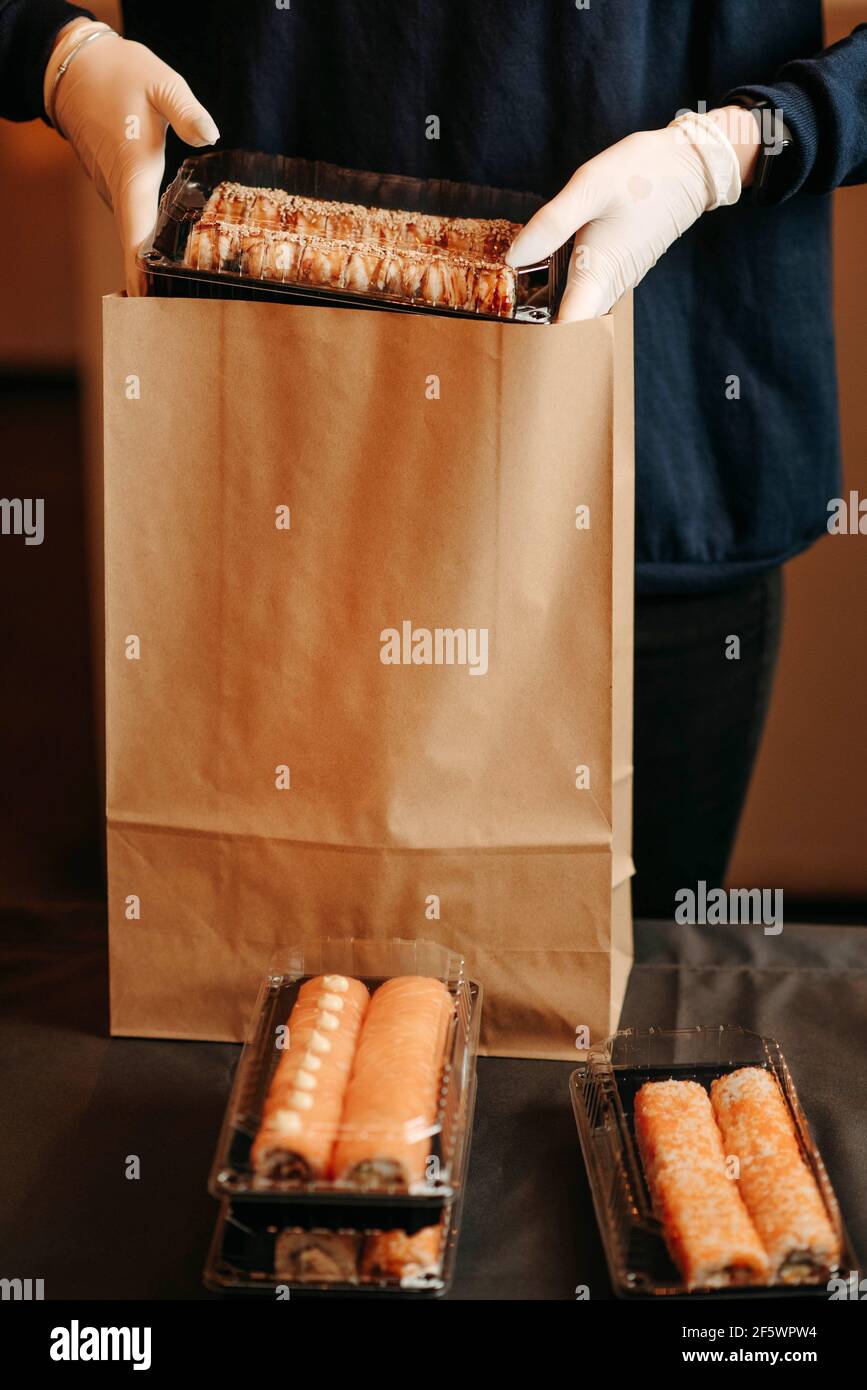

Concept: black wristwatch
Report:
left=730, top=97, right=795, bottom=198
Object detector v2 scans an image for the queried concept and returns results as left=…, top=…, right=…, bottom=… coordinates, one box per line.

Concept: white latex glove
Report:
left=507, top=108, right=758, bottom=322
left=44, top=19, right=219, bottom=296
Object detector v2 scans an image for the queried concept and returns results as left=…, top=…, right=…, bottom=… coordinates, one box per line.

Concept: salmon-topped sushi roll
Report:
left=635, top=1079, right=770, bottom=1290
left=710, top=1068, right=842, bottom=1283
left=332, top=976, right=454, bottom=1188
left=361, top=1224, right=444, bottom=1283
left=251, top=974, right=369, bottom=1181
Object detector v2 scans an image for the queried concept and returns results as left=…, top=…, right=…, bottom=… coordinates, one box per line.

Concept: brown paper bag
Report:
left=103, top=290, right=634, bottom=1059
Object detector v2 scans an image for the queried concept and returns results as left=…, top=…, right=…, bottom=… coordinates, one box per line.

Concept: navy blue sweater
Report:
left=5, top=0, right=867, bottom=593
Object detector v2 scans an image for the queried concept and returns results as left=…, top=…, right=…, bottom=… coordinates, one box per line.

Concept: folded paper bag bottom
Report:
left=107, top=821, right=632, bottom=1059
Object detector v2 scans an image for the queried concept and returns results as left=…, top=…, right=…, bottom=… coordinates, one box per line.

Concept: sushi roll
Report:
left=184, top=219, right=247, bottom=274
left=201, top=181, right=292, bottom=228
left=634, top=1079, right=770, bottom=1289
left=344, top=244, right=392, bottom=294
left=710, top=1067, right=842, bottom=1283
left=479, top=220, right=523, bottom=261
left=420, top=253, right=473, bottom=311
left=359, top=207, right=407, bottom=245
left=297, top=236, right=352, bottom=288
left=361, top=1225, right=444, bottom=1283
left=184, top=220, right=217, bottom=272
left=332, top=976, right=454, bottom=1188
left=239, top=231, right=267, bottom=280
left=380, top=251, right=407, bottom=296
left=324, top=203, right=367, bottom=241
left=439, top=215, right=503, bottom=258
left=470, top=263, right=516, bottom=318
left=394, top=247, right=430, bottom=301
left=291, top=199, right=330, bottom=236
left=274, top=1230, right=361, bottom=1284
left=199, top=181, right=247, bottom=225
left=249, top=189, right=291, bottom=229
left=258, top=229, right=304, bottom=282
left=186, top=185, right=521, bottom=314
left=251, top=974, right=369, bottom=1181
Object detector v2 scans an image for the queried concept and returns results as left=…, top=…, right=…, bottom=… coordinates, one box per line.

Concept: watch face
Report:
left=744, top=103, right=793, bottom=194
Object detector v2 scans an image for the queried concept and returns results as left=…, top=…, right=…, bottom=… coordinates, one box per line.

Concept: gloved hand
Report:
left=506, top=108, right=759, bottom=322
left=44, top=19, right=219, bottom=296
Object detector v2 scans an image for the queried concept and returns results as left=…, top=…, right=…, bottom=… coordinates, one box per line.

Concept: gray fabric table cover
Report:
left=1, top=912, right=864, bottom=1300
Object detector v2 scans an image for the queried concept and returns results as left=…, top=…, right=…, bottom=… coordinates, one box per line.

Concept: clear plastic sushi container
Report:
left=140, top=148, right=568, bottom=322
left=204, top=938, right=481, bottom=1296
left=571, top=1025, right=857, bottom=1299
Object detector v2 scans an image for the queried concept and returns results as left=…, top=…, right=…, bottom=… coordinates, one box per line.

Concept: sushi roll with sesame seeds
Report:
left=710, top=1067, right=841, bottom=1284
left=634, top=1079, right=770, bottom=1289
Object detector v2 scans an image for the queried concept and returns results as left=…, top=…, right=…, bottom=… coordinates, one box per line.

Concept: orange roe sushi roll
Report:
left=710, top=1067, right=842, bottom=1283
left=634, top=1079, right=770, bottom=1289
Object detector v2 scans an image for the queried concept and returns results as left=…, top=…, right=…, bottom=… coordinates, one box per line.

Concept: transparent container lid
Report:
left=210, top=937, right=481, bottom=1218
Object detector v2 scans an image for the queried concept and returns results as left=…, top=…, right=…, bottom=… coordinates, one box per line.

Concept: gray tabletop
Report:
left=1, top=912, right=864, bottom=1300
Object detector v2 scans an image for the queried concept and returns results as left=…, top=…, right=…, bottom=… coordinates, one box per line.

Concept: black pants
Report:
left=632, top=569, right=784, bottom=920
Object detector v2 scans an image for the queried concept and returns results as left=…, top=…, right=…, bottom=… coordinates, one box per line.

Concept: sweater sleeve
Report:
left=726, top=23, right=867, bottom=201
left=0, top=0, right=95, bottom=122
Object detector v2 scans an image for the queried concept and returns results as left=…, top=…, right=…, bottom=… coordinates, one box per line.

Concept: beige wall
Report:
left=1, top=2, right=864, bottom=898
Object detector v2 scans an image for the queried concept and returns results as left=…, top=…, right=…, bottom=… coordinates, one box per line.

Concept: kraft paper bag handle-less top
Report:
left=103, top=292, right=634, bottom=1059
